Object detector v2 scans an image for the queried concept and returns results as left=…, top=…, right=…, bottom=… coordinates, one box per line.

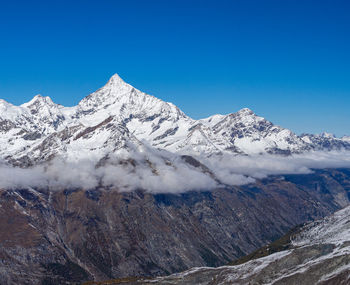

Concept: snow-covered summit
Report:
left=107, top=73, right=130, bottom=86
left=320, top=132, right=335, bottom=139
left=0, top=74, right=349, bottom=167
left=78, top=74, right=185, bottom=121
left=236, top=107, right=254, bottom=115
left=79, top=73, right=133, bottom=108
left=22, top=94, right=57, bottom=108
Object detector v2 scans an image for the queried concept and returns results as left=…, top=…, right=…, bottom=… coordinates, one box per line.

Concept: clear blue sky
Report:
left=0, top=0, right=349, bottom=136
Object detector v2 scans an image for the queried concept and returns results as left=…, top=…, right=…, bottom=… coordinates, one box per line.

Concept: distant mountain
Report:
left=0, top=74, right=349, bottom=169
left=300, top=132, right=350, bottom=152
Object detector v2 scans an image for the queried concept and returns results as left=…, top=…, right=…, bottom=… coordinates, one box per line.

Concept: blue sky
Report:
left=0, top=0, right=349, bottom=136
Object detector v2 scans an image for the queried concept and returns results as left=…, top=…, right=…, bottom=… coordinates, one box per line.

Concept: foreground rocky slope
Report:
left=139, top=201, right=350, bottom=285
left=1, top=168, right=350, bottom=284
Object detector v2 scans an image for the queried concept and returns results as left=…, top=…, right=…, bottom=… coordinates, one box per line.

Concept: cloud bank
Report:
left=1, top=150, right=350, bottom=193
left=0, top=154, right=218, bottom=193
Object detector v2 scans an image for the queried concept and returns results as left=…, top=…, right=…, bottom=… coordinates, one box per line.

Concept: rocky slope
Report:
left=138, top=201, right=350, bottom=285
left=1, top=168, right=350, bottom=284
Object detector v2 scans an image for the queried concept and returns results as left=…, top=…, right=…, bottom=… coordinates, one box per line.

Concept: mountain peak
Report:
left=107, top=73, right=126, bottom=85
left=321, top=132, right=335, bottom=138
left=78, top=73, right=135, bottom=108
left=99, top=73, right=134, bottom=96
left=236, top=108, right=255, bottom=115
left=105, top=73, right=132, bottom=92
left=22, top=94, right=56, bottom=108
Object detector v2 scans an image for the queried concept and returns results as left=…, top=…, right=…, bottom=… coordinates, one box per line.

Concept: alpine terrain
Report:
left=0, top=74, right=350, bottom=284
left=1, top=74, right=350, bottom=168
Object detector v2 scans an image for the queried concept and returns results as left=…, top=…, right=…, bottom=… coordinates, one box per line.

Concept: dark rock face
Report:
left=1, top=169, right=350, bottom=284
left=139, top=202, right=350, bottom=285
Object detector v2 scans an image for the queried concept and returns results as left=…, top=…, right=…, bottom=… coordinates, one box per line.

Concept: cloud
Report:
left=1, top=150, right=350, bottom=193
left=204, top=150, right=350, bottom=184
left=0, top=152, right=218, bottom=193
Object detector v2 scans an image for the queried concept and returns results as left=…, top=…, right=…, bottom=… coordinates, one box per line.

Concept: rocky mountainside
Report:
left=1, top=168, right=350, bottom=284
left=140, top=202, right=350, bottom=285
left=0, top=74, right=349, bottom=169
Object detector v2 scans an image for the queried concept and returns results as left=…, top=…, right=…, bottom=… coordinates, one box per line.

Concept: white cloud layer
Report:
left=1, top=150, right=350, bottom=193
left=205, top=150, right=350, bottom=185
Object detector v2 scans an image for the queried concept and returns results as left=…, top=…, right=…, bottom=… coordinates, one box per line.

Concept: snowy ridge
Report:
left=0, top=74, right=350, bottom=190
left=293, top=205, right=350, bottom=247
left=1, top=74, right=349, bottom=165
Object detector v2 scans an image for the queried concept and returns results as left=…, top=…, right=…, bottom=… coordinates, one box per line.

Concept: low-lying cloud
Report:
left=1, top=150, right=350, bottom=193
left=0, top=153, right=218, bottom=193
left=205, top=150, right=350, bottom=186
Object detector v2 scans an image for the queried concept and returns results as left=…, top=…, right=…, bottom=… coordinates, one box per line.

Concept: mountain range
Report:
left=1, top=74, right=349, bottom=170
left=1, top=75, right=350, bottom=284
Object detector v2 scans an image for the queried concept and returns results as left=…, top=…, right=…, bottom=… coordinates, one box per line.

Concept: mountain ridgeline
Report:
left=0, top=74, right=349, bottom=169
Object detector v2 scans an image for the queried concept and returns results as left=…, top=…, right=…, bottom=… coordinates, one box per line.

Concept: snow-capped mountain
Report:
left=205, top=108, right=309, bottom=155
left=0, top=74, right=349, bottom=168
left=300, top=132, right=350, bottom=151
